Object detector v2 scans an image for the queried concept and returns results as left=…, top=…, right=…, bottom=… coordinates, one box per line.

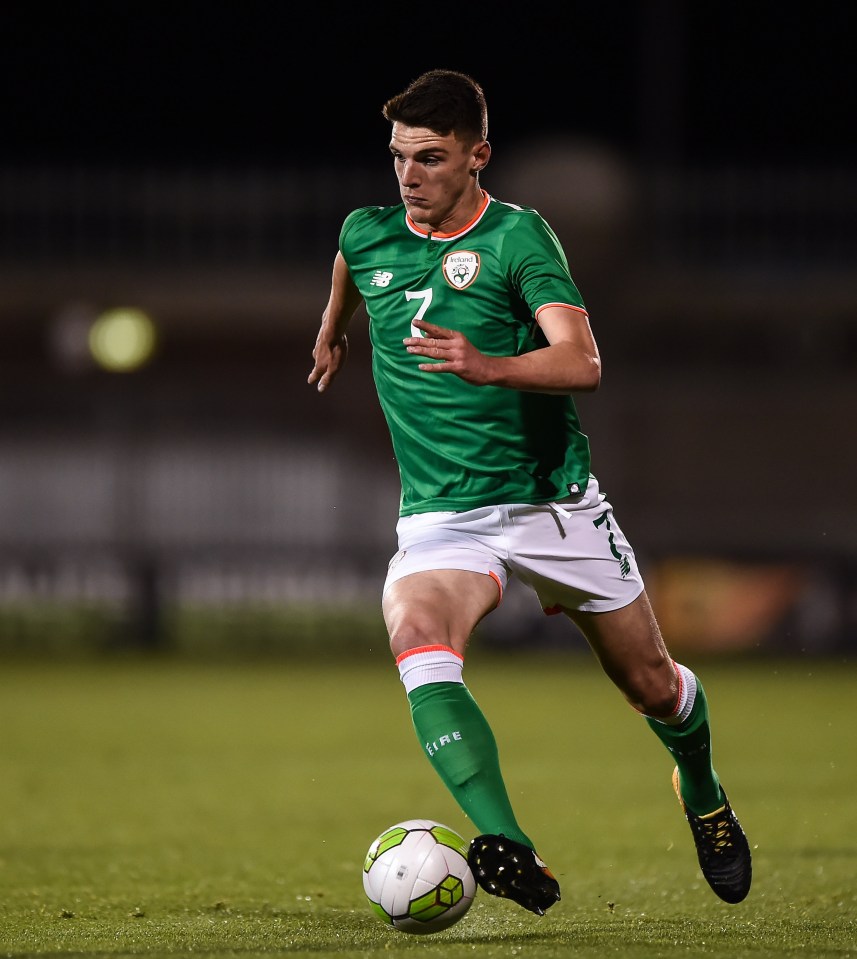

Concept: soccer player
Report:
left=308, top=69, right=752, bottom=915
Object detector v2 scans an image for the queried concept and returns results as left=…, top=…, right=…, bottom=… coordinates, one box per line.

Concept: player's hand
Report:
left=404, top=319, right=492, bottom=385
left=308, top=332, right=348, bottom=393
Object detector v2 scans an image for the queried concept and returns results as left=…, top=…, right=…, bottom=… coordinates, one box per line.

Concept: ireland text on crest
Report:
left=442, top=251, right=480, bottom=290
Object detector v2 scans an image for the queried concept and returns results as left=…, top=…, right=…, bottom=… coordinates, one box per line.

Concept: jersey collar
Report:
left=405, top=190, right=491, bottom=240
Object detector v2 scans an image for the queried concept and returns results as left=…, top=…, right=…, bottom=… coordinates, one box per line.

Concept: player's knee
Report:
left=622, top=660, right=679, bottom=717
left=387, top=614, right=444, bottom=658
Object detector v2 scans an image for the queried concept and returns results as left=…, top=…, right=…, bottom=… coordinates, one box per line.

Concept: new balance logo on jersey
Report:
left=442, top=251, right=480, bottom=290
left=370, top=270, right=394, bottom=287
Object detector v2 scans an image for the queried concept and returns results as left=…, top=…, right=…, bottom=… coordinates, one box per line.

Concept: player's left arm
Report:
left=404, top=306, right=601, bottom=395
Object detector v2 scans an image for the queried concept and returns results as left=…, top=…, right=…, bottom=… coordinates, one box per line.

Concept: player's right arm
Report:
left=308, top=251, right=364, bottom=393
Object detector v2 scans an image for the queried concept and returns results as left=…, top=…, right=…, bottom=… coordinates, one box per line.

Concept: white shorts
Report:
left=383, top=476, right=644, bottom=615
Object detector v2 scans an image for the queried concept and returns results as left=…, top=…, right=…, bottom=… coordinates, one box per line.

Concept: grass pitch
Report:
left=1, top=652, right=854, bottom=958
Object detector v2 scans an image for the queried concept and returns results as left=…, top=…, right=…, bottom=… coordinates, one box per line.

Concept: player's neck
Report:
left=410, top=187, right=488, bottom=237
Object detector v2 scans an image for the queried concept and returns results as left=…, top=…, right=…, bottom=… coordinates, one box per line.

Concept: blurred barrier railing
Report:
left=1, top=162, right=855, bottom=270
left=0, top=433, right=399, bottom=556
left=0, top=166, right=395, bottom=267
left=0, top=433, right=399, bottom=648
left=649, top=165, right=857, bottom=269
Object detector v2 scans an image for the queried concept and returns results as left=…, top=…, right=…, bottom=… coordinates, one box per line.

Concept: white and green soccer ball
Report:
left=362, top=819, right=477, bottom=934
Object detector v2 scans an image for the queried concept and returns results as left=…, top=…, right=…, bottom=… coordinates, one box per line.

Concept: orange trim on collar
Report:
left=405, top=191, right=491, bottom=239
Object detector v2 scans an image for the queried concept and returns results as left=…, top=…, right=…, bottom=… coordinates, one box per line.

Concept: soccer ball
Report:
left=362, top=819, right=477, bottom=934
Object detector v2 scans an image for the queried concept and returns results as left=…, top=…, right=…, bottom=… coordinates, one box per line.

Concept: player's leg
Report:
left=509, top=491, right=725, bottom=813
left=568, top=592, right=752, bottom=902
left=504, top=488, right=750, bottom=902
left=383, top=567, right=531, bottom=844
left=568, top=591, right=723, bottom=812
left=383, top=567, right=561, bottom=914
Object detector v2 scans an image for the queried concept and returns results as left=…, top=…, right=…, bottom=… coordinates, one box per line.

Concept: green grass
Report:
left=1, top=652, right=855, bottom=957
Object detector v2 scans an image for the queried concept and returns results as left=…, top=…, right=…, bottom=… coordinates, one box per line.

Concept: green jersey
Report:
left=339, top=192, right=592, bottom=515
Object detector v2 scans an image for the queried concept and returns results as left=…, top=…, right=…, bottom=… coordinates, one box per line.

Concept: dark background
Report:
left=3, top=1, right=853, bottom=169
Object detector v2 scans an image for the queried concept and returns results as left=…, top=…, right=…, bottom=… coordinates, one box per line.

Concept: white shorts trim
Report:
left=383, top=476, right=644, bottom=615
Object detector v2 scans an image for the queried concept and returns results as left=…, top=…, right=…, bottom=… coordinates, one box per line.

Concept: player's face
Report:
left=389, top=123, right=488, bottom=233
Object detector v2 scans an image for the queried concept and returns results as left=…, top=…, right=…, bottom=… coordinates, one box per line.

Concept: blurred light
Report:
left=88, top=307, right=157, bottom=372
left=648, top=558, right=807, bottom=653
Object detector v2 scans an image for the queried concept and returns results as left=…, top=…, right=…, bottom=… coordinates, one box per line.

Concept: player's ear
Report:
left=471, top=140, right=491, bottom=176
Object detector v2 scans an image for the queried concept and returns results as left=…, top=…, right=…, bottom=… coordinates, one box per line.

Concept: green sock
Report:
left=407, top=681, right=533, bottom=848
left=645, top=680, right=723, bottom=815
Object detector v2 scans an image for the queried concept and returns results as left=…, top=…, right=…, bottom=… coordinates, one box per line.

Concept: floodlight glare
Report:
left=88, top=307, right=156, bottom=372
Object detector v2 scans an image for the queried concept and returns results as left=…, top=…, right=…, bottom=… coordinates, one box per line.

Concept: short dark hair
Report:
left=382, top=69, right=488, bottom=143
